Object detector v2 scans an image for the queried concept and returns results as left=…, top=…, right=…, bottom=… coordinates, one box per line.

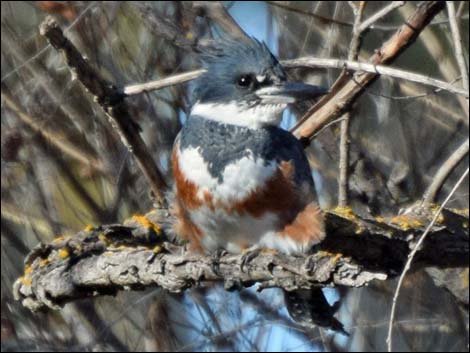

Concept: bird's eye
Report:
left=237, top=74, right=253, bottom=88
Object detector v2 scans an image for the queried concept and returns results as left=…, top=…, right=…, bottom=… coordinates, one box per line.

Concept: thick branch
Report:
left=14, top=207, right=469, bottom=312
left=39, top=17, right=168, bottom=205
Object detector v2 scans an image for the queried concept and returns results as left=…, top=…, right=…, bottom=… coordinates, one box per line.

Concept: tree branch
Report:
left=447, top=1, right=469, bottom=104
left=122, top=58, right=468, bottom=100
left=387, top=167, right=469, bottom=352
left=358, top=1, right=405, bottom=32
left=123, top=69, right=206, bottom=96
left=423, top=138, right=469, bottom=204
left=14, top=206, right=468, bottom=312
left=338, top=1, right=366, bottom=207
left=1, top=90, right=106, bottom=174
left=290, top=1, right=449, bottom=144
left=39, top=16, right=169, bottom=205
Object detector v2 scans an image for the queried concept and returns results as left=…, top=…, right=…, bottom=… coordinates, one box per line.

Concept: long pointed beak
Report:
left=255, top=82, right=329, bottom=104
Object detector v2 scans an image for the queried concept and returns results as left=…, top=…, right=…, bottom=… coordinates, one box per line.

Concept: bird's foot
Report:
left=240, top=247, right=278, bottom=273
left=210, top=249, right=228, bottom=276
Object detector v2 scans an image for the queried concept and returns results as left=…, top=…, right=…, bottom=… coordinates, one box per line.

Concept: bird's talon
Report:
left=210, top=249, right=227, bottom=276
left=240, top=248, right=261, bottom=273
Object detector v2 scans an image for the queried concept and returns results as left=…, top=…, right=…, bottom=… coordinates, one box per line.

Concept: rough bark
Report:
left=14, top=207, right=469, bottom=311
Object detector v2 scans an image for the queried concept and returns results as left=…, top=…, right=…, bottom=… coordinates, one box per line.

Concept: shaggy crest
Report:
left=192, top=38, right=286, bottom=104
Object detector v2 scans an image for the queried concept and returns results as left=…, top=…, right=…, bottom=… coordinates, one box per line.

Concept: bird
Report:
left=171, top=37, right=346, bottom=334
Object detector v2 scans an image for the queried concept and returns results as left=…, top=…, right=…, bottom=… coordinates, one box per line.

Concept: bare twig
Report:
left=359, top=1, right=406, bottom=32
left=123, top=69, right=206, bottom=96
left=267, top=1, right=466, bottom=30
left=456, top=1, right=467, bottom=18
left=338, top=111, right=351, bottom=207
left=39, top=17, right=168, bottom=205
left=120, top=58, right=469, bottom=99
left=447, top=2, right=469, bottom=106
left=0, top=1, right=96, bottom=83
left=283, top=57, right=468, bottom=97
left=1, top=90, right=106, bottom=174
left=265, top=1, right=355, bottom=28
left=290, top=1, right=449, bottom=143
left=386, top=167, right=469, bottom=352
left=193, top=2, right=250, bottom=42
left=422, top=138, right=469, bottom=204
left=285, top=56, right=469, bottom=98
left=13, top=207, right=469, bottom=312
left=338, top=1, right=366, bottom=206
left=365, top=75, right=462, bottom=100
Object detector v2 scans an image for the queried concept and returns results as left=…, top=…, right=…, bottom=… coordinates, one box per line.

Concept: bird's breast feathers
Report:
left=171, top=116, right=324, bottom=254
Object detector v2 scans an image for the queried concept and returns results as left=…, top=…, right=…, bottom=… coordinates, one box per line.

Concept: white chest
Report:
left=177, top=146, right=277, bottom=204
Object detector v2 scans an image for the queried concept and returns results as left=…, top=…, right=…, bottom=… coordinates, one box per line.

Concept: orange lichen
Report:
left=333, top=206, right=356, bottom=220
left=332, top=253, right=342, bottom=263
left=24, top=265, right=33, bottom=275
left=98, top=233, right=110, bottom=245
left=132, top=214, right=162, bottom=235
left=19, top=276, right=32, bottom=286
left=389, top=215, right=424, bottom=231
left=58, top=248, right=70, bottom=259
left=375, top=216, right=385, bottom=223
left=153, top=245, right=162, bottom=253
left=39, top=259, right=50, bottom=267
left=430, top=204, right=445, bottom=224
left=450, top=208, right=469, bottom=217
left=260, top=248, right=278, bottom=255
left=355, top=226, right=365, bottom=235
left=317, top=250, right=343, bottom=258
left=84, top=224, right=94, bottom=232
left=52, top=235, right=65, bottom=243
left=459, top=268, right=469, bottom=289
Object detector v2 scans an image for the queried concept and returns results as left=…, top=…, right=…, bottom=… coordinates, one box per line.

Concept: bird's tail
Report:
left=284, top=288, right=349, bottom=335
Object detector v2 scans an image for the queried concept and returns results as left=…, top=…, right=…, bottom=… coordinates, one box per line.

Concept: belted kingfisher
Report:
left=171, top=38, right=344, bottom=333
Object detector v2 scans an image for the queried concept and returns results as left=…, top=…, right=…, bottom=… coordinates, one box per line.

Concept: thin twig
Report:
left=338, top=111, right=351, bottom=206
left=338, top=1, right=366, bottom=207
left=365, top=76, right=462, bottom=100
left=282, top=57, right=468, bottom=98
left=123, top=69, right=206, bottom=96
left=447, top=2, right=469, bottom=106
left=267, top=0, right=467, bottom=31
left=121, top=58, right=469, bottom=98
left=386, top=167, right=469, bottom=352
left=359, top=1, right=406, bottom=32
left=1, top=90, right=107, bottom=174
left=0, top=1, right=97, bottom=82
left=39, top=17, right=168, bottom=205
left=422, top=138, right=469, bottom=204
left=265, top=1, right=355, bottom=28
left=456, top=1, right=467, bottom=18
left=193, top=2, right=250, bottom=42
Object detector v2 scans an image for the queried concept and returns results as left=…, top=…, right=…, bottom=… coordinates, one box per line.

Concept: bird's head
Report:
left=191, top=38, right=327, bottom=129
